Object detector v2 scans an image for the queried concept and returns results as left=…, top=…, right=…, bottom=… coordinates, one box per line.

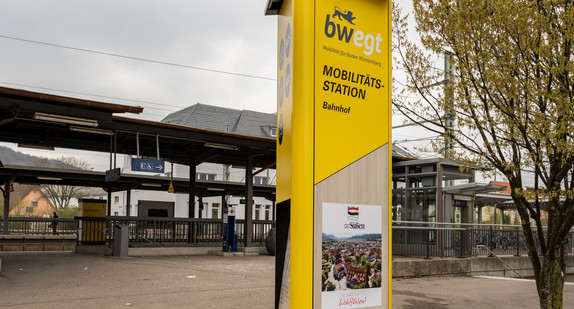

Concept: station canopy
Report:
left=0, top=86, right=276, bottom=197
left=443, top=182, right=513, bottom=208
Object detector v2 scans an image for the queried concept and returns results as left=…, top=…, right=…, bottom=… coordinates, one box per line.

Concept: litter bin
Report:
left=113, top=224, right=129, bottom=258
left=265, top=228, right=276, bottom=256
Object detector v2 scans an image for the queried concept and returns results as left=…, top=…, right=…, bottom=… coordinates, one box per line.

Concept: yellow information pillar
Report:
left=268, top=0, right=391, bottom=308
left=78, top=198, right=107, bottom=243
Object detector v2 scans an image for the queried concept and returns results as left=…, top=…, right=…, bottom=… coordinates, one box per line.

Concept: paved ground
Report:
left=0, top=252, right=274, bottom=309
left=393, top=276, right=574, bottom=308
left=1, top=252, right=573, bottom=308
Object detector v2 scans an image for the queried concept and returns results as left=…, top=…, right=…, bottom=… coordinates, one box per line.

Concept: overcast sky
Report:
left=0, top=0, right=278, bottom=121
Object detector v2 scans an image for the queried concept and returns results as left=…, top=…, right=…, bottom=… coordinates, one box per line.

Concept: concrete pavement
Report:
left=393, top=276, right=574, bottom=308
left=1, top=252, right=573, bottom=308
left=0, top=252, right=274, bottom=309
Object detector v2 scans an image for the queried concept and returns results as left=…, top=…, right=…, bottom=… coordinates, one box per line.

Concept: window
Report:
left=265, top=205, right=271, bottom=220
left=114, top=196, right=119, bottom=204
left=270, top=127, right=277, bottom=137
left=392, top=191, right=405, bottom=222
left=212, top=203, right=220, bottom=219
left=255, top=204, right=261, bottom=220
left=409, top=176, right=436, bottom=188
left=442, top=175, right=471, bottom=187
left=200, top=202, right=208, bottom=218
left=197, top=173, right=216, bottom=181
left=393, top=177, right=406, bottom=189
left=409, top=164, right=436, bottom=174
left=406, top=190, right=436, bottom=222
left=254, top=176, right=269, bottom=185
left=114, top=211, right=119, bottom=216
left=31, top=200, right=38, bottom=207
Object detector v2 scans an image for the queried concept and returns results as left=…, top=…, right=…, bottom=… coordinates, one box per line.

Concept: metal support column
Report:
left=107, top=190, right=112, bottom=216
left=126, top=188, right=131, bottom=217
left=2, top=180, right=10, bottom=235
left=187, top=161, right=197, bottom=244
left=493, top=204, right=497, bottom=226
left=477, top=205, right=483, bottom=224
left=244, top=156, right=254, bottom=247
left=189, top=160, right=196, bottom=218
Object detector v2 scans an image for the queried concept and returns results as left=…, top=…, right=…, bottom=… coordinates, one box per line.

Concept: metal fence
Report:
left=2, top=217, right=572, bottom=257
left=392, top=226, right=466, bottom=258
left=392, top=221, right=574, bottom=259
left=0, top=217, right=77, bottom=235
left=1, top=217, right=275, bottom=248
left=100, top=217, right=275, bottom=247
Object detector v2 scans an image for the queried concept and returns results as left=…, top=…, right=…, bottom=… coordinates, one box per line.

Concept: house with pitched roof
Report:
left=9, top=185, right=55, bottom=217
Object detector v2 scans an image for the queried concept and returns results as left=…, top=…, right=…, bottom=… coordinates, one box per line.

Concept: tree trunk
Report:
left=538, top=241, right=568, bottom=309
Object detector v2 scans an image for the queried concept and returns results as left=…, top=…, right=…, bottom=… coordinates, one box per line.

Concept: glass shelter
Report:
left=392, top=158, right=475, bottom=224
left=391, top=158, right=510, bottom=257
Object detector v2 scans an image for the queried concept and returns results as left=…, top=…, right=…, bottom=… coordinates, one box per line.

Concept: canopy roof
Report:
left=0, top=86, right=276, bottom=168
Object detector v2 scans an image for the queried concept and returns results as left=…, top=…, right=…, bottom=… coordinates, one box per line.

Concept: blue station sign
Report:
left=131, top=158, right=165, bottom=173
left=454, top=200, right=468, bottom=207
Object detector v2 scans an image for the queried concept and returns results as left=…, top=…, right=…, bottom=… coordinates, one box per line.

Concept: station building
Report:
left=109, top=103, right=277, bottom=220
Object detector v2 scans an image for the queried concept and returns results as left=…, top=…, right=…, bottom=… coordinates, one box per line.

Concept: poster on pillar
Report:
left=321, top=203, right=383, bottom=308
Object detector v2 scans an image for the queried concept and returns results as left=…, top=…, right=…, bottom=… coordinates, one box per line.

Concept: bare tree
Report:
left=393, top=1, right=574, bottom=308
left=36, top=156, right=91, bottom=209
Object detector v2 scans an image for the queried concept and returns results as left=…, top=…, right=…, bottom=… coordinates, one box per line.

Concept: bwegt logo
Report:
left=324, top=6, right=383, bottom=56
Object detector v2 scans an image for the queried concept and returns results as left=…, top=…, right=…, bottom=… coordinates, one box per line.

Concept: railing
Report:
left=2, top=217, right=571, bottom=257
left=100, top=217, right=275, bottom=247
left=392, top=221, right=574, bottom=259
left=0, top=217, right=77, bottom=235
left=0, top=217, right=275, bottom=248
left=392, top=226, right=467, bottom=258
